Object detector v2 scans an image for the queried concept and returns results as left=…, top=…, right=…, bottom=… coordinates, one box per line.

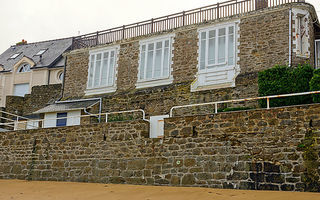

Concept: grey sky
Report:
left=0, top=0, right=319, bottom=53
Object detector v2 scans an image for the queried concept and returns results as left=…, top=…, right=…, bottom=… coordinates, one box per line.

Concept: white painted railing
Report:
left=169, top=91, right=320, bottom=117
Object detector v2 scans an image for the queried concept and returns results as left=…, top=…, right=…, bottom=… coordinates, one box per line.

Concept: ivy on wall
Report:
left=258, top=64, right=317, bottom=107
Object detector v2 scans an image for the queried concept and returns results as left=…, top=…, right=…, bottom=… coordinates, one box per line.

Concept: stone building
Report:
left=32, top=0, right=320, bottom=134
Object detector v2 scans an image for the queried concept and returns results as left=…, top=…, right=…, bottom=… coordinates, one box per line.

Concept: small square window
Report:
left=9, top=53, right=21, bottom=59
left=56, top=112, right=67, bottom=127
left=35, top=49, right=47, bottom=56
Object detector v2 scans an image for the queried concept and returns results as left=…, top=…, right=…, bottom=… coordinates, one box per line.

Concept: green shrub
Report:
left=258, top=64, right=313, bottom=107
left=310, top=73, right=320, bottom=103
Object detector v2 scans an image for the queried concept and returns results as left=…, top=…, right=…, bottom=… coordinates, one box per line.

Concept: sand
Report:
left=0, top=180, right=319, bottom=200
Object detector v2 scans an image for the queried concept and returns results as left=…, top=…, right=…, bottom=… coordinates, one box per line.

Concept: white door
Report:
left=43, top=113, right=56, bottom=128
left=13, top=83, right=29, bottom=97
left=150, top=115, right=169, bottom=138
left=67, top=110, right=81, bottom=126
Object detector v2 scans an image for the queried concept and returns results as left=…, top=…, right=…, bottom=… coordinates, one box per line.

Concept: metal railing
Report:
left=169, top=90, right=320, bottom=117
left=106, top=109, right=148, bottom=122
left=72, top=0, right=305, bottom=50
left=0, top=109, right=147, bottom=131
left=0, top=110, right=32, bottom=130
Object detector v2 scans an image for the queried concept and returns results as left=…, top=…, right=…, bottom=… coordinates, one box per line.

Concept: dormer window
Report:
left=35, top=49, right=47, bottom=56
left=9, top=53, right=21, bottom=59
left=17, top=63, right=31, bottom=73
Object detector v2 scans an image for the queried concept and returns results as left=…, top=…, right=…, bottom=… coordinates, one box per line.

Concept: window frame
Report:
left=56, top=112, right=67, bottom=127
left=85, top=45, right=119, bottom=95
left=136, top=34, right=174, bottom=89
left=192, top=21, right=239, bottom=92
left=17, top=63, right=31, bottom=73
left=198, top=23, right=236, bottom=73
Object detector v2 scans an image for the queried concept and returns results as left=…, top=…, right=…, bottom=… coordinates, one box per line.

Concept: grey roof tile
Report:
left=33, top=100, right=99, bottom=114
left=0, top=38, right=72, bottom=71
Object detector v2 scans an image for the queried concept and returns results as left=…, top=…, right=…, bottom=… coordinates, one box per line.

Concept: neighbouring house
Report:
left=0, top=38, right=73, bottom=108
left=29, top=0, right=320, bottom=137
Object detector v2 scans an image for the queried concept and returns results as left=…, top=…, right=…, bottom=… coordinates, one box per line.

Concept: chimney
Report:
left=255, top=0, right=268, bottom=10
left=16, top=39, right=28, bottom=46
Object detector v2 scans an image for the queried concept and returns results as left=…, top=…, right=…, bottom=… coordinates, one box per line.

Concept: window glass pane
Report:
left=108, top=51, right=115, bottom=85
left=88, top=55, right=95, bottom=88
left=101, top=52, right=109, bottom=86
left=218, top=28, right=226, bottom=63
left=228, top=29, right=234, bottom=65
left=209, top=30, right=215, bottom=38
left=56, top=113, right=67, bottom=127
left=139, top=51, right=146, bottom=80
left=146, top=45, right=154, bottom=79
left=154, top=42, right=162, bottom=78
left=218, top=28, right=226, bottom=36
left=94, top=53, right=102, bottom=87
left=165, top=40, right=169, bottom=48
left=200, top=39, right=206, bottom=70
left=208, top=37, right=215, bottom=66
left=201, top=32, right=206, bottom=40
left=163, top=47, right=169, bottom=77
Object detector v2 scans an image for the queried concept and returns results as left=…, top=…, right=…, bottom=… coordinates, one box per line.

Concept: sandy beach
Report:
left=0, top=180, right=319, bottom=200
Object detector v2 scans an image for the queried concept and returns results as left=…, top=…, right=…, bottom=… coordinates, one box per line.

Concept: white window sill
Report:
left=296, top=53, right=310, bottom=58
left=136, top=77, right=173, bottom=89
left=85, top=86, right=116, bottom=96
left=191, top=81, right=235, bottom=92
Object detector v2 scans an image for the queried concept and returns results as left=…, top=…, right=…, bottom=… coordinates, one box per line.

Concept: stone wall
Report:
left=1, top=104, right=320, bottom=192
left=5, top=84, right=61, bottom=116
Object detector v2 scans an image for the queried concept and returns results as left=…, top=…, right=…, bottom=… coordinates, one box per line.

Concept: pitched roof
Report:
left=0, top=38, right=72, bottom=71
left=33, top=99, right=99, bottom=114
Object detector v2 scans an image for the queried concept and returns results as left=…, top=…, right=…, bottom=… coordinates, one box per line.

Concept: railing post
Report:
left=267, top=98, right=270, bottom=109
left=182, top=11, right=185, bottom=26
left=106, top=113, right=108, bottom=122
left=215, top=103, right=218, bottom=113
left=122, top=25, right=125, bottom=40
left=217, top=3, right=220, bottom=19
left=96, top=31, right=99, bottom=45
left=151, top=18, right=154, bottom=33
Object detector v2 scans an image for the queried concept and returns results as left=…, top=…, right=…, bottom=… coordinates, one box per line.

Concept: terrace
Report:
left=71, top=0, right=306, bottom=50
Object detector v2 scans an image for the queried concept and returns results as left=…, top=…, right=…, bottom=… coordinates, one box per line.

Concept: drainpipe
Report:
left=83, top=97, right=102, bottom=122
left=47, top=70, right=51, bottom=85
left=289, top=8, right=292, bottom=67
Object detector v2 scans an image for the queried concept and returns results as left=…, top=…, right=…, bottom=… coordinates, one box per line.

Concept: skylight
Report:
left=35, top=49, right=47, bottom=56
left=9, top=53, right=21, bottom=59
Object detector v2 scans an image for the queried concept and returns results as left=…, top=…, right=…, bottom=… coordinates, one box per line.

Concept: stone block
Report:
left=264, top=162, right=280, bottom=173
left=266, top=174, right=285, bottom=184
left=181, top=174, right=196, bottom=185
left=127, top=160, right=146, bottom=170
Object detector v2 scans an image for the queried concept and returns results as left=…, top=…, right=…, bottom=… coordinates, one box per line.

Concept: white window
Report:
left=17, top=63, right=31, bottom=73
left=293, top=9, right=310, bottom=57
left=9, top=53, right=21, bottom=59
left=192, top=22, right=239, bottom=92
left=13, top=83, right=30, bottom=97
left=86, top=46, right=119, bottom=95
left=35, top=49, right=47, bottom=56
left=316, top=40, right=320, bottom=69
left=136, top=35, right=174, bottom=88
